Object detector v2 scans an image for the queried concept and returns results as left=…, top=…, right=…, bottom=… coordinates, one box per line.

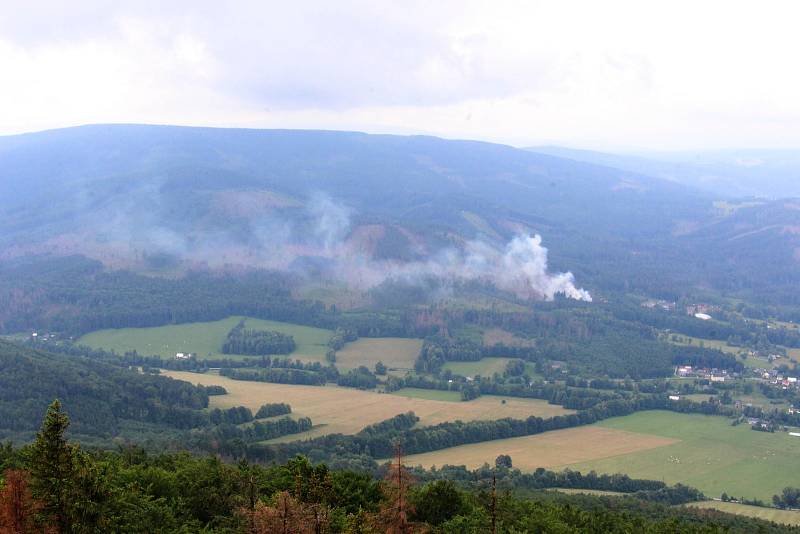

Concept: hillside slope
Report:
left=0, top=339, right=210, bottom=442
left=529, top=145, right=800, bottom=199
left=1, top=125, right=798, bottom=303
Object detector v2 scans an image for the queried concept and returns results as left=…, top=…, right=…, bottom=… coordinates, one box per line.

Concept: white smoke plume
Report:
left=29, top=185, right=591, bottom=302
left=308, top=192, right=351, bottom=253
left=348, top=233, right=592, bottom=302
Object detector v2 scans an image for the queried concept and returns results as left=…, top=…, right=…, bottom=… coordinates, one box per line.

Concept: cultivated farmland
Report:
left=401, top=410, right=800, bottom=502
left=163, top=370, right=573, bottom=440
left=685, top=501, right=800, bottom=526
left=403, top=426, right=678, bottom=470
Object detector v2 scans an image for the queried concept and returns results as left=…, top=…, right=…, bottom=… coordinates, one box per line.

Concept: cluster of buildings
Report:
left=641, top=299, right=676, bottom=311
left=675, top=365, right=729, bottom=382
left=685, top=303, right=719, bottom=316
left=759, top=369, right=799, bottom=389
left=30, top=331, right=60, bottom=342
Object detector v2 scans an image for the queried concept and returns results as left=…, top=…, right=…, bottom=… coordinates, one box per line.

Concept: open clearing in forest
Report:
left=551, top=488, right=628, bottom=497
left=163, top=370, right=573, bottom=440
left=335, top=338, right=421, bottom=371
left=481, top=328, right=534, bottom=347
left=684, top=501, right=800, bottom=526
left=78, top=316, right=333, bottom=361
left=664, top=334, right=744, bottom=356
left=442, top=357, right=514, bottom=378
left=403, top=426, right=678, bottom=471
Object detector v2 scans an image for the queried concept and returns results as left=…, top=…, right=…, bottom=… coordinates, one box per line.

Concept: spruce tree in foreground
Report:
left=29, top=399, right=74, bottom=533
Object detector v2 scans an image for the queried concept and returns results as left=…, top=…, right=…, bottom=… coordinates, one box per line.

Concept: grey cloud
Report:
left=0, top=0, right=554, bottom=110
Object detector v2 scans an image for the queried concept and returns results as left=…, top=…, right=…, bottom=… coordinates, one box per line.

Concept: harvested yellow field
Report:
left=403, top=426, right=679, bottom=470
left=334, top=338, right=422, bottom=371
left=685, top=501, right=800, bottom=526
left=164, top=370, right=572, bottom=440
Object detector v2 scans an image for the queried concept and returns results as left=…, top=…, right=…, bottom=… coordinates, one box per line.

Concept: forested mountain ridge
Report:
left=529, top=145, right=800, bottom=199
left=1, top=124, right=798, bottom=305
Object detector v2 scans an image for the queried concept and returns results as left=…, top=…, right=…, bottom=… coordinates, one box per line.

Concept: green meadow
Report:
left=562, top=411, right=800, bottom=502
left=442, top=357, right=538, bottom=378
left=391, top=387, right=463, bottom=402
left=77, top=316, right=333, bottom=361
left=442, top=357, right=514, bottom=378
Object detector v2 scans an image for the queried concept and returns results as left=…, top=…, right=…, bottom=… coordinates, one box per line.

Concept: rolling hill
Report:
left=0, top=338, right=211, bottom=443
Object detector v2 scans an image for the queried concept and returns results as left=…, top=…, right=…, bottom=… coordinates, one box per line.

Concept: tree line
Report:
left=221, top=320, right=296, bottom=355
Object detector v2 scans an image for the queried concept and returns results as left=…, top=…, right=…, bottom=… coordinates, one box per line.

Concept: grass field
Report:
left=778, top=348, right=800, bottom=365
left=665, top=332, right=798, bottom=368
left=442, top=358, right=513, bottom=378
left=163, top=370, right=573, bottom=440
left=551, top=488, right=627, bottom=497
left=685, top=501, right=800, bottom=526
left=392, top=388, right=462, bottom=401
left=564, top=411, right=800, bottom=502
left=481, top=328, right=534, bottom=347
left=684, top=391, right=789, bottom=411
left=334, top=338, right=421, bottom=371
left=742, top=356, right=779, bottom=369
left=77, top=316, right=333, bottom=361
left=401, top=410, right=800, bottom=502
left=403, top=426, right=678, bottom=469
left=665, top=334, right=744, bottom=356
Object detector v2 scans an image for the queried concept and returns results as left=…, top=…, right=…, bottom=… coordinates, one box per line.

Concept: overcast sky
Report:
left=1, top=0, right=799, bottom=150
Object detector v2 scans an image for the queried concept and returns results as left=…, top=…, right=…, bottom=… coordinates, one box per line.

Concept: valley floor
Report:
left=404, top=411, right=800, bottom=502
left=163, top=370, right=573, bottom=440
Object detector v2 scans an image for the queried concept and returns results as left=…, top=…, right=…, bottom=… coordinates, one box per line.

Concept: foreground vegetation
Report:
left=2, top=401, right=798, bottom=533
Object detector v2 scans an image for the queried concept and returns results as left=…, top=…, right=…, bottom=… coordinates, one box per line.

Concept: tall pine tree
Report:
left=29, top=399, right=75, bottom=533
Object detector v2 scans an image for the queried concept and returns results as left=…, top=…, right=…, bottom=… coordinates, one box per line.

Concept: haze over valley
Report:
left=3, top=2, right=800, bottom=532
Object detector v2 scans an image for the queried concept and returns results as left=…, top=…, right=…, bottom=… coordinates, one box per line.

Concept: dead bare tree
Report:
left=0, top=469, right=41, bottom=534
left=241, top=491, right=322, bottom=534
left=375, top=443, right=426, bottom=534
